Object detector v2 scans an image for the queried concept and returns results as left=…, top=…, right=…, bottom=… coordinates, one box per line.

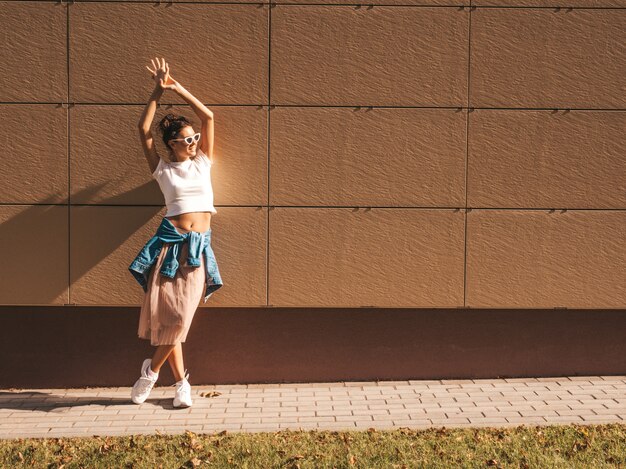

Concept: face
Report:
left=168, top=126, right=199, bottom=161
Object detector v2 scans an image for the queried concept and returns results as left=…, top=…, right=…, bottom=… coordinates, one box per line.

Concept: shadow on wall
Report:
left=0, top=182, right=161, bottom=305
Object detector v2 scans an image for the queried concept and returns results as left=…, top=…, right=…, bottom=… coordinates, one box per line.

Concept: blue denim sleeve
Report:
left=128, top=236, right=163, bottom=292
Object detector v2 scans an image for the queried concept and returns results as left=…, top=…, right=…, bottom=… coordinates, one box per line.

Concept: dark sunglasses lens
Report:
left=185, top=134, right=200, bottom=145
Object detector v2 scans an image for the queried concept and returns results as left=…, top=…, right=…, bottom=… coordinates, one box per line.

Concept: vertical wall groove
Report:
left=464, top=3, right=473, bottom=308
left=66, top=2, right=71, bottom=305
left=267, top=3, right=273, bottom=306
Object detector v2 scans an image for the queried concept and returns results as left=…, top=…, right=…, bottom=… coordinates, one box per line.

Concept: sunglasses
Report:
left=170, top=132, right=201, bottom=145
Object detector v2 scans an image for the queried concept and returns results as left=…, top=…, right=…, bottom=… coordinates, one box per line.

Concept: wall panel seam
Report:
left=267, top=1, right=272, bottom=307
left=67, top=2, right=71, bottom=305
left=464, top=3, right=473, bottom=308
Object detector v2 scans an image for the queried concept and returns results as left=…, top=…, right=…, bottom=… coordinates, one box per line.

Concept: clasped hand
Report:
left=146, top=57, right=179, bottom=91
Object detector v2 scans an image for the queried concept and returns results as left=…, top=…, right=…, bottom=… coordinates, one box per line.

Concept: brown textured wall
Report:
left=0, top=1, right=624, bottom=383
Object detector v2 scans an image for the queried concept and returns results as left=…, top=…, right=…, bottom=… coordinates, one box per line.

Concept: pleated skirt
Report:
left=137, top=240, right=206, bottom=346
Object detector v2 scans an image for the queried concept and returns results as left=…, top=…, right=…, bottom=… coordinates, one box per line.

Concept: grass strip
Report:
left=1, top=423, right=625, bottom=468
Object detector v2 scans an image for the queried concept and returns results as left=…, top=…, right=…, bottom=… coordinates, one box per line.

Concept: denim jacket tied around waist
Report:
left=128, top=217, right=223, bottom=303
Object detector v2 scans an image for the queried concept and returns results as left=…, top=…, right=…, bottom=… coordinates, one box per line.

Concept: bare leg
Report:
left=167, top=342, right=186, bottom=382
left=150, top=344, right=176, bottom=374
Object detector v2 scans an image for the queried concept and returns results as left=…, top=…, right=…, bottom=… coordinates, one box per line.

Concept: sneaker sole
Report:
left=173, top=400, right=192, bottom=408
left=131, top=386, right=155, bottom=404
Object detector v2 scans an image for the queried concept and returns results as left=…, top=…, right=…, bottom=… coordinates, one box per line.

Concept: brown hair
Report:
left=158, top=113, right=193, bottom=152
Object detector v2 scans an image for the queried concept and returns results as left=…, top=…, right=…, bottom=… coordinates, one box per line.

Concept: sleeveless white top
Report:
left=152, top=148, right=217, bottom=217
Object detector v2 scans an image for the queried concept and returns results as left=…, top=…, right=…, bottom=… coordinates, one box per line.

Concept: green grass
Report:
left=1, top=423, right=625, bottom=468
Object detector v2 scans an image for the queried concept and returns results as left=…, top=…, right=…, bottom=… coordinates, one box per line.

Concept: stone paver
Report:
left=0, top=375, right=624, bottom=439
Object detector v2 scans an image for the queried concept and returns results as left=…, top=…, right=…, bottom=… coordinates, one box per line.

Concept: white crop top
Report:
left=152, top=148, right=217, bottom=217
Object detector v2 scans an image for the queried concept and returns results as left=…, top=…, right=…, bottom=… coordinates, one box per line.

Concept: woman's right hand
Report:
left=146, top=57, right=177, bottom=91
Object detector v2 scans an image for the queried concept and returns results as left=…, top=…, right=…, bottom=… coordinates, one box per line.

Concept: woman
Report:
left=128, top=57, right=223, bottom=408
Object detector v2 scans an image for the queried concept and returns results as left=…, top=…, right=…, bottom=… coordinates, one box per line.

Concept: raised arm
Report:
left=138, top=84, right=163, bottom=133
left=137, top=84, right=164, bottom=175
left=172, top=81, right=215, bottom=161
left=138, top=57, right=177, bottom=175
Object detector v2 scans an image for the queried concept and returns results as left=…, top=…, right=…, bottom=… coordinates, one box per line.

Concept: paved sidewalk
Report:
left=1, top=376, right=624, bottom=439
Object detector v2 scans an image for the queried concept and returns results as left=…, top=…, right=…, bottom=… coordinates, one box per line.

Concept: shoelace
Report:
left=135, top=376, right=157, bottom=394
left=171, top=370, right=191, bottom=394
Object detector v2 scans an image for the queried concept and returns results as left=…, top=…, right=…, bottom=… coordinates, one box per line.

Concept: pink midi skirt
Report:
left=137, top=240, right=206, bottom=346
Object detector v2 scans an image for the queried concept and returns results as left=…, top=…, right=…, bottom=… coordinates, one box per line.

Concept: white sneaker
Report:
left=131, top=358, right=159, bottom=404
left=172, top=370, right=193, bottom=408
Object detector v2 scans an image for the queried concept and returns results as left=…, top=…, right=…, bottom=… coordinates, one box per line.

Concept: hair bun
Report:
left=160, top=113, right=177, bottom=131
left=157, top=113, right=193, bottom=151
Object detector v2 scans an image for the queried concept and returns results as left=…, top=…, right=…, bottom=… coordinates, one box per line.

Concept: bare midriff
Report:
left=166, top=211, right=212, bottom=234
